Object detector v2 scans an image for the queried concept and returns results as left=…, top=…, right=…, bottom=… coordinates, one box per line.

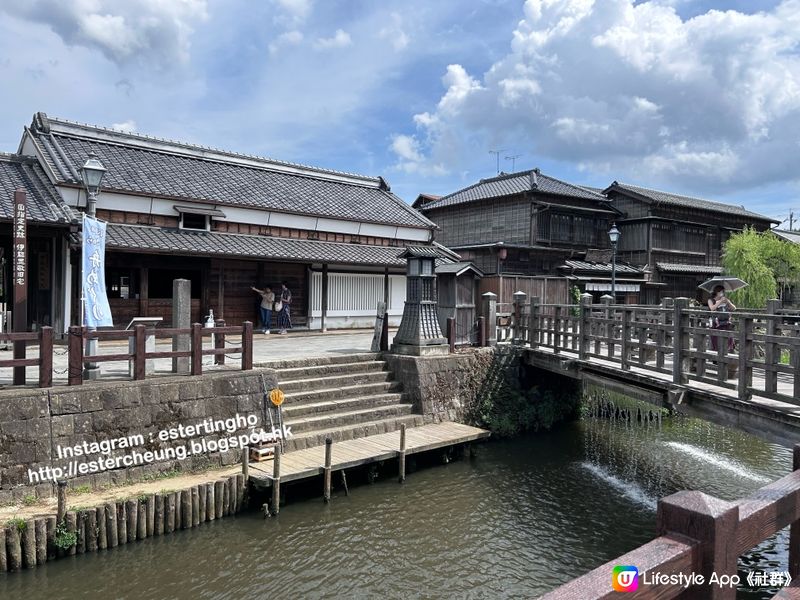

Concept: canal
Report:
left=0, top=409, right=792, bottom=599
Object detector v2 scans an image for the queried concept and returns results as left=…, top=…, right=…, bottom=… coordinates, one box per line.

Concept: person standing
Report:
left=278, top=282, right=292, bottom=334
left=251, top=285, right=275, bottom=333
left=708, top=284, right=736, bottom=354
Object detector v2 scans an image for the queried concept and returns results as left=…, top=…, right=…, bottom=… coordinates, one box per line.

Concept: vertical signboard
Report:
left=12, top=189, right=27, bottom=384
left=82, top=215, right=113, bottom=328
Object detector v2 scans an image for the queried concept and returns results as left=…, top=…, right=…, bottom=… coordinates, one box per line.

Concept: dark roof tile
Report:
left=0, top=153, right=71, bottom=224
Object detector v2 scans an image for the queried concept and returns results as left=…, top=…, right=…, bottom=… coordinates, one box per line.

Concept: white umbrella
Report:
left=698, top=276, right=748, bottom=293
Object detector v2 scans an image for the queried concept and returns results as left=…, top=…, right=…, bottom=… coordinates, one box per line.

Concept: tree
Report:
left=721, top=228, right=800, bottom=308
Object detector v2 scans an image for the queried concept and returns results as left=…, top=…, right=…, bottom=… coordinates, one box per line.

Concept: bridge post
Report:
left=529, top=296, right=540, bottom=348
left=578, top=294, right=592, bottom=361
left=672, top=298, right=689, bottom=384
left=512, top=291, right=527, bottom=345
left=600, top=295, right=613, bottom=359
left=791, top=444, right=800, bottom=580
left=737, top=316, right=753, bottom=400
left=657, top=490, right=739, bottom=600
left=764, top=299, right=781, bottom=395
left=481, top=292, right=497, bottom=347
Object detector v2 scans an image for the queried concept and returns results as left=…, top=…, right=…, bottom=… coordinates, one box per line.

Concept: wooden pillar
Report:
left=398, top=423, right=407, bottom=483
left=323, top=437, right=332, bottom=502
left=218, top=259, right=225, bottom=320
left=447, top=317, right=455, bottom=353
left=790, top=443, right=800, bottom=579
left=481, top=292, right=497, bottom=346
left=657, top=490, right=738, bottom=600
left=512, top=290, right=526, bottom=345
left=56, top=481, right=67, bottom=523
left=38, top=326, right=53, bottom=388
left=271, top=448, right=281, bottom=516
left=578, top=293, right=592, bottom=361
left=241, top=321, right=253, bottom=370
left=672, top=298, right=690, bottom=384
left=529, top=296, right=540, bottom=348
left=67, top=326, right=83, bottom=386
left=191, top=322, right=203, bottom=376
left=321, top=264, right=329, bottom=333
left=13, top=189, right=28, bottom=386
left=138, top=266, right=149, bottom=316
left=764, top=299, right=780, bottom=395
left=737, top=316, right=753, bottom=399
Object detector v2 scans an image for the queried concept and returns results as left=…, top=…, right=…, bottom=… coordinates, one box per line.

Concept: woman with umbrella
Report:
left=700, top=276, right=747, bottom=357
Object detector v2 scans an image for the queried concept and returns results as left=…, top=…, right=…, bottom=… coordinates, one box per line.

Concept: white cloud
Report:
left=379, top=12, right=409, bottom=51
left=391, top=0, right=800, bottom=192
left=314, top=29, right=352, bottom=50
left=390, top=134, right=446, bottom=175
left=272, top=0, right=313, bottom=24
left=0, top=0, right=208, bottom=67
left=111, top=119, right=137, bottom=133
left=269, top=30, right=304, bottom=55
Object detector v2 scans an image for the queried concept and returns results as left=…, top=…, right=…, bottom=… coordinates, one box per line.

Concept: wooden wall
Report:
left=478, top=275, right=569, bottom=306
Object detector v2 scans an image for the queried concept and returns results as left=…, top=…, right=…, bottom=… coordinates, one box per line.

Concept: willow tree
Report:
left=721, top=228, right=800, bottom=308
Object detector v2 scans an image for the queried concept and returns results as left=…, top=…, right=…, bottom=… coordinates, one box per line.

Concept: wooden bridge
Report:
left=494, top=295, right=800, bottom=446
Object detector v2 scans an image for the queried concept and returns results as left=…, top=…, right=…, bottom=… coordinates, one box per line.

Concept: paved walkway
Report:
left=0, top=329, right=397, bottom=388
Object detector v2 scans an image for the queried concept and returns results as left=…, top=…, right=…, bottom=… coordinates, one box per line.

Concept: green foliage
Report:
left=71, top=484, right=91, bottom=495
left=6, top=517, right=27, bottom=532
left=54, top=521, right=77, bottom=550
left=722, top=228, right=800, bottom=308
left=22, top=494, right=37, bottom=506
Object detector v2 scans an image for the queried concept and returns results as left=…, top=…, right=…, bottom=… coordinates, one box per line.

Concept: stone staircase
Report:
left=262, top=353, right=424, bottom=452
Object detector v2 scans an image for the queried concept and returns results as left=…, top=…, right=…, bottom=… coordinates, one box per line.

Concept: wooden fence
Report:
left=0, top=321, right=253, bottom=388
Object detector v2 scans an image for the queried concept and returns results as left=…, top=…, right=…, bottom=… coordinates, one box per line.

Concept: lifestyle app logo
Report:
left=613, top=566, right=639, bottom=592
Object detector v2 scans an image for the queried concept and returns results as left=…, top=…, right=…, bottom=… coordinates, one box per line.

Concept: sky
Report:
left=0, top=0, right=799, bottom=227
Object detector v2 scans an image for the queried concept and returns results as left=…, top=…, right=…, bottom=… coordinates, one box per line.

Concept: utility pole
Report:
left=505, top=154, right=521, bottom=172
left=488, top=149, right=505, bottom=175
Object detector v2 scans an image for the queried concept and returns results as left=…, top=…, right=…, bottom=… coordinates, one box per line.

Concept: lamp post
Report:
left=608, top=222, right=620, bottom=302
left=80, top=153, right=107, bottom=379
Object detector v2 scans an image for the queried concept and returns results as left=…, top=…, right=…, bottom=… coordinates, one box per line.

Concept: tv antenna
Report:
left=488, top=149, right=505, bottom=175
left=505, top=154, right=522, bottom=172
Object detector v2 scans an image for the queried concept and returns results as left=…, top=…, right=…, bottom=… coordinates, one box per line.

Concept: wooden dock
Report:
left=247, top=422, right=489, bottom=488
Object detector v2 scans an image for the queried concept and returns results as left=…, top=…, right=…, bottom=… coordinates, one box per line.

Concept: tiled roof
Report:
left=607, top=181, right=776, bottom=223
left=25, top=113, right=434, bottom=230
left=773, top=229, right=800, bottom=245
left=657, top=263, right=723, bottom=274
left=561, top=259, right=642, bottom=274
left=101, top=224, right=409, bottom=266
left=421, top=169, right=610, bottom=210
left=0, top=153, right=71, bottom=224
left=435, top=261, right=484, bottom=277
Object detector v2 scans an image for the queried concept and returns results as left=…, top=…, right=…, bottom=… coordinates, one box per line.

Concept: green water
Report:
left=0, top=412, right=793, bottom=599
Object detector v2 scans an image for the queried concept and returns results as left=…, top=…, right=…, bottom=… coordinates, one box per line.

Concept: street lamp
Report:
left=80, top=152, right=107, bottom=217
left=608, top=222, right=620, bottom=302
left=80, top=152, right=106, bottom=379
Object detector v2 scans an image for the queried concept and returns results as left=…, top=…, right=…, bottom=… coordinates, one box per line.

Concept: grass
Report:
left=70, top=484, right=92, bottom=495
left=6, top=517, right=27, bottom=532
left=22, top=494, right=38, bottom=506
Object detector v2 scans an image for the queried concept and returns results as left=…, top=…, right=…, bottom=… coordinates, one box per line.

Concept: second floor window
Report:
left=180, top=212, right=209, bottom=231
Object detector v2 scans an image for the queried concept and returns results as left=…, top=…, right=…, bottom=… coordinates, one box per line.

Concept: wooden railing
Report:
left=541, top=445, right=800, bottom=599
left=0, top=321, right=253, bottom=388
left=496, top=295, right=800, bottom=407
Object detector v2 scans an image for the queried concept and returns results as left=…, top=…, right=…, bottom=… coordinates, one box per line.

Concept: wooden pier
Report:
left=247, top=422, right=489, bottom=489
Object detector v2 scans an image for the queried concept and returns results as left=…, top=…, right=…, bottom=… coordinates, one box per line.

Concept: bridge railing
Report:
left=501, top=294, right=800, bottom=407
left=541, top=444, right=800, bottom=599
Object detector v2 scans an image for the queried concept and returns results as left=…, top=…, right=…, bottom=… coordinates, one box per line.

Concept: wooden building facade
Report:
left=14, top=112, right=439, bottom=333
left=604, top=182, right=778, bottom=303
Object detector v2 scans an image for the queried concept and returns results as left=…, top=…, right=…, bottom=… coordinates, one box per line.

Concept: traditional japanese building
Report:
left=13, top=112, right=440, bottom=332
left=604, top=182, right=778, bottom=302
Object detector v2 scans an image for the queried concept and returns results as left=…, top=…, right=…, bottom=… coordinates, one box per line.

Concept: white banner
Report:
left=82, top=215, right=113, bottom=327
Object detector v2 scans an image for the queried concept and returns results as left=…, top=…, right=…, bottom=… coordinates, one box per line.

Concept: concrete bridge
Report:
left=493, top=294, right=800, bottom=447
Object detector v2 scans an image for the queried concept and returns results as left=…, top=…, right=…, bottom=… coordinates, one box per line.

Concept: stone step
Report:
left=255, top=352, right=381, bottom=370
left=283, top=413, right=426, bottom=452
left=285, top=381, right=403, bottom=404
left=277, top=360, right=388, bottom=379
left=280, top=370, right=393, bottom=392
left=282, top=392, right=405, bottom=418
left=287, top=403, right=414, bottom=434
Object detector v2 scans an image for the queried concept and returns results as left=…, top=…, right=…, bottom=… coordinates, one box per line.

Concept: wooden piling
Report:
left=116, top=502, right=127, bottom=546
left=271, top=448, right=281, bottom=516
left=175, top=491, right=183, bottom=530
left=56, top=481, right=67, bottom=523
left=6, top=525, right=22, bottom=571
left=228, top=476, right=237, bottom=514
left=146, top=494, right=155, bottom=537
left=0, top=528, right=6, bottom=572
left=241, top=446, right=249, bottom=481
left=65, top=511, right=77, bottom=556
left=340, top=470, right=349, bottom=496
left=76, top=511, right=86, bottom=554
left=96, top=507, right=107, bottom=551
left=45, top=516, right=56, bottom=559
left=191, top=486, right=200, bottom=527
left=126, top=500, right=138, bottom=542
left=198, top=484, right=207, bottom=523
left=215, top=481, right=225, bottom=519
left=154, top=494, right=164, bottom=535
left=207, top=484, right=216, bottom=521
left=236, top=474, right=245, bottom=511
left=106, top=503, right=118, bottom=548
left=790, top=443, right=800, bottom=579
left=398, top=423, right=407, bottom=483
left=222, top=479, right=230, bottom=516
left=22, top=519, right=36, bottom=568
left=181, top=489, right=192, bottom=529
left=137, top=500, right=147, bottom=539
left=324, top=437, right=333, bottom=503
left=165, top=493, right=176, bottom=533
left=34, top=518, right=46, bottom=565
left=86, top=510, right=98, bottom=553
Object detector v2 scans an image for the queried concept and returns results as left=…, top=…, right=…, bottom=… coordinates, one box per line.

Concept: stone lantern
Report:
left=391, top=246, right=448, bottom=356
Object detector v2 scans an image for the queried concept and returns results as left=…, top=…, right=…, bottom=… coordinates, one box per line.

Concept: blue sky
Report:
left=0, top=0, right=798, bottom=227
